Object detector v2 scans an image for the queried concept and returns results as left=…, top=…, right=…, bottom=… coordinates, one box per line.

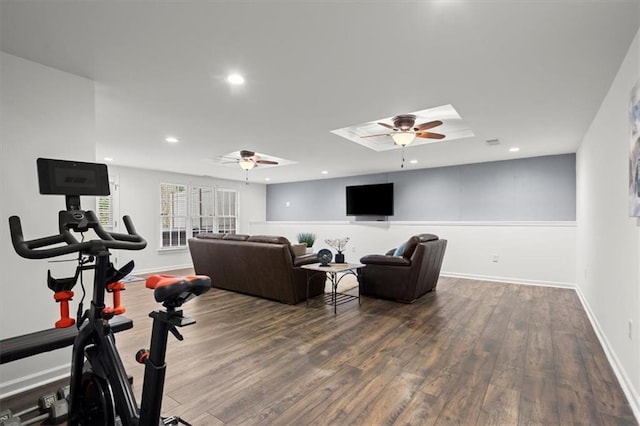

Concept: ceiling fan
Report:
left=360, top=114, right=445, bottom=146
left=220, top=150, right=279, bottom=184
left=236, top=150, right=279, bottom=170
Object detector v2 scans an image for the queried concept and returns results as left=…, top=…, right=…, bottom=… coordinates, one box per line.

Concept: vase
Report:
left=335, top=252, right=345, bottom=263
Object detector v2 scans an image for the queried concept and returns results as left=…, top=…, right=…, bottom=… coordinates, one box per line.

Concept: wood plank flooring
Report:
left=2, top=273, right=637, bottom=425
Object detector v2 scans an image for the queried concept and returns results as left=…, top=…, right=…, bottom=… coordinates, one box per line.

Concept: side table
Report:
left=301, top=262, right=364, bottom=314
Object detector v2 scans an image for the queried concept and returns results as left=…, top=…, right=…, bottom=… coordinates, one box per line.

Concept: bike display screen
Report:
left=37, top=158, right=110, bottom=196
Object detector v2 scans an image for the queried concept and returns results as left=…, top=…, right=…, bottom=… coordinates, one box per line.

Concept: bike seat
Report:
left=145, top=274, right=211, bottom=307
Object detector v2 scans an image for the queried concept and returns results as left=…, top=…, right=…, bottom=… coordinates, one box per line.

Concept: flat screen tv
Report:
left=346, top=183, right=394, bottom=216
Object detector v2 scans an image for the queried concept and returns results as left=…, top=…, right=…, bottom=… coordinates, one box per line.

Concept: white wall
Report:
left=249, top=221, right=576, bottom=287
left=0, top=54, right=267, bottom=397
left=0, top=53, right=97, bottom=396
left=576, top=30, right=640, bottom=417
left=108, top=165, right=266, bottom=274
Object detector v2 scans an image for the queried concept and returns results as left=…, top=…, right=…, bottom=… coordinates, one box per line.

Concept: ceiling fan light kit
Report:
left=239, top=159, right=255, bottom=170
left=391, top=132, right=416, bottom=146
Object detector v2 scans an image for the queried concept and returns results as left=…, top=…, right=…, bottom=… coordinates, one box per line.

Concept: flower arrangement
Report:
left=324, top=237, right=350, bottom=254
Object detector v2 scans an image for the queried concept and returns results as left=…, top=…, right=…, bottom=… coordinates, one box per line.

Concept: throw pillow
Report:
left=291, top=243, right=307, bottom=257
left=393, top=241, right=407, bottom=257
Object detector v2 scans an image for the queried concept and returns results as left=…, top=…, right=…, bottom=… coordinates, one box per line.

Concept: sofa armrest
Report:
left=360, top=254, right=411, bottom=266
left=293, top=253, right=319, bottom=266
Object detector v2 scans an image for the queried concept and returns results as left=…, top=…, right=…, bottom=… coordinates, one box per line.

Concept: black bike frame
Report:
left=68, top=250, right=140, bottom=425
left=67, top=249, right=185, bottom=426
left=10, top=206, right=185, bottom=426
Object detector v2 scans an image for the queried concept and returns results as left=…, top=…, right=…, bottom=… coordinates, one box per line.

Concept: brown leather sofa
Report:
left=359, top=234, right=447, bottom=303
left=188, top=233, right=325, bottom=304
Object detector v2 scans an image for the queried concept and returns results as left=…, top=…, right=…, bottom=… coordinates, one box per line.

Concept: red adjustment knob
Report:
left=136, top=349, right=149, bottom=364
left=107, top=281, right=126, bottom=315
left=53, top=290, right=75, bottom=328
left=102, top=306, right=115, bottom=321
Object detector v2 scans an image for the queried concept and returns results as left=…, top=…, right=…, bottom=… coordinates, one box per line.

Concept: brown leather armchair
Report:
left=359, top=234, right=447, bottom=303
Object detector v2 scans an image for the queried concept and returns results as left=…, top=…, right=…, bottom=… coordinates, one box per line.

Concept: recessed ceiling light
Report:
left=264, top=178, right=271, bottom=181
left=321, top=170, right=328, bottom=175
left=509, top=147, right=520, bottom=152
left=165, top=136, right=179, bottom=143
left=104, top=157, right=113, bottom=162
left=227, top=73, right=245, bottom=85
left=409, top=159, right=418, bottom=164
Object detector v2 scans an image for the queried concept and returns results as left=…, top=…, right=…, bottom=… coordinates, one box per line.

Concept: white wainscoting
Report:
left=249, top=221, right=577, bottom=287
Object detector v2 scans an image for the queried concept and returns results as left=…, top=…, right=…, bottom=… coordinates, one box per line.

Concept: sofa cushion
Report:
left=402, top=236, right=421, bottom=260
left=417, top=233, right=439, bottom=242
left=290, top=243, right=307, bottom=257
left=360, top=254, right=411, bottom=266
left=223, top=234, right=250, bottom=241
left=196, top=232, right=224, bottom=239
left=293, top=253, right=320, bottom=266
left=247, top=235, right=290, bottom=245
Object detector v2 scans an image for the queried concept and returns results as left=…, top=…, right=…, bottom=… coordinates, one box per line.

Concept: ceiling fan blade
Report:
left=240, top=150, right=255, bottom=158
left=256, top=160, right=279, bottom=165
left=360, top=133, right=392, bottom=139
left=377, top=122, right=397, bottom=131
left=416, top=131, right=446, bottom=140
left=414, top=120, right=443, bottom=131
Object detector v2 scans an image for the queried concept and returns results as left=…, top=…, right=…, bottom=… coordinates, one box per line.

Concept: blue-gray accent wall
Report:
left=266, top=154, right=576, bottom=221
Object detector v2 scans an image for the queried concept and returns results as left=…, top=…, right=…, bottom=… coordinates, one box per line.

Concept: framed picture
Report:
left=630, top=80, right=640, bottom=217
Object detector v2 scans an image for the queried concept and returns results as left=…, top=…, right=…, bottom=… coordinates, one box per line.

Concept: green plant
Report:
left=297, top=232, right=316, bottom=248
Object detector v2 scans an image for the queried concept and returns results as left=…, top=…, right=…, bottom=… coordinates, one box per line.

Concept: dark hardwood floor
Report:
left=2, top=272, right=637, bottom=425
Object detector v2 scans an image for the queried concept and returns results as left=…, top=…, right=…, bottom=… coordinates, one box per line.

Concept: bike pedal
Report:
left=162, top=416, right=192, bottom=426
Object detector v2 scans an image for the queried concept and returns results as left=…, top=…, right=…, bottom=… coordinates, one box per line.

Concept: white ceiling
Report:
left=1, top=1, right=638, bottom=184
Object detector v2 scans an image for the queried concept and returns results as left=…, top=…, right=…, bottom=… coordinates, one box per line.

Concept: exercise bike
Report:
left=8, top=158, right=212, bottom=425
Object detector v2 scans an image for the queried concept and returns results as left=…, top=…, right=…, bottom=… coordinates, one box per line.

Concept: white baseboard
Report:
left=441, top=271, right=575, bottom=289
left=574, top=287, right=640, bottom=423
left=0, top=363, right=69, bottom=400
left=133, top=263, right=193, bottom=276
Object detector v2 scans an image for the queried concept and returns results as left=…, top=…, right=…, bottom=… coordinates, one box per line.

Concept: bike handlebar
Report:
left=9, top=212, right=147, bottom=260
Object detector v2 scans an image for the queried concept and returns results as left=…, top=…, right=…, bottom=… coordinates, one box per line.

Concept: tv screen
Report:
left=346, top=183, right=394, bottom=216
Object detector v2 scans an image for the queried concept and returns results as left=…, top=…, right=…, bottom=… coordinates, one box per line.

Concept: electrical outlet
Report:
left=492, top=255, right=499, bottom=263
left=629, top=320, right=633, bottom=340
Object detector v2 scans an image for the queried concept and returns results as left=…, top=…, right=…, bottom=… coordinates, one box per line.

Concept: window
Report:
left=97, top=179, right=117, bottom=231
left=190, top=186, right=214, bottom=236
left=215, top=188, right=237, bottom=234
left=160, top=184, right=237, bottom=248
left=97, top=194, right=113, bottom=230
left=160, top=183, right=187, bottom=248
